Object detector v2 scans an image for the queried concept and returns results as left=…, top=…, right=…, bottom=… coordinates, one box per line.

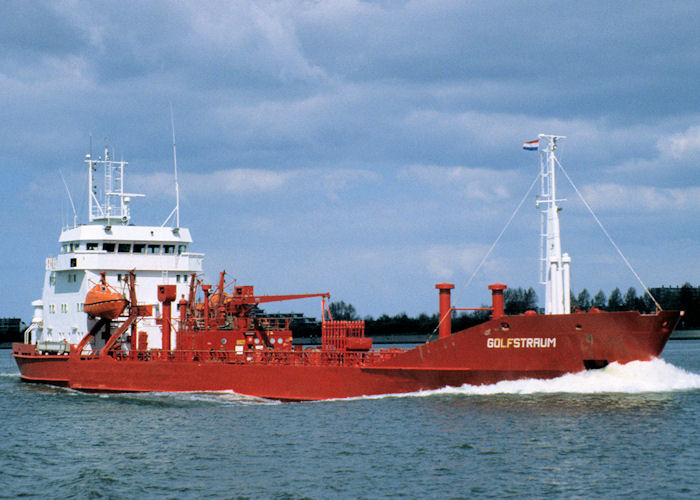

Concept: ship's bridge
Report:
left=47, top=224, right=203, bottom=272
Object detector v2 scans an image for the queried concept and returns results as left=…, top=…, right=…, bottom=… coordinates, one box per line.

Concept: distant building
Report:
left=0, top=318, right=26, bottom=347
left=649, top=285, right=700, bottom=329
left=258, top=311, right=319, bottom=325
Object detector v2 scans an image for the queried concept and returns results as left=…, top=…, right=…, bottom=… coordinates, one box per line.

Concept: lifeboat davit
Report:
left=84, top=283, right=127, bottom=320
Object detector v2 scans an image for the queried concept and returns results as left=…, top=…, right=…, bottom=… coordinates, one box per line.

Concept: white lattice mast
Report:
left=536, top=134, right=571, bottom=314
left=87, top=146, right=144, bottom=225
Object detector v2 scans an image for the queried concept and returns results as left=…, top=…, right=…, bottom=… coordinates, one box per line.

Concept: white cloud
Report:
left=399, top=164, right=514, bottom=201
left=421, top=244, right=490, bottom=279
left=135, top=167, right=380, bottom=198
left=659, top=125, right=700, bottom=160
left=315, top=168, right=381, bottom=192
left=580, top=183, right=700, bottom=212
left=213, top=169, right=292, bottom=193
left=186, top=2, right=327, bottom=84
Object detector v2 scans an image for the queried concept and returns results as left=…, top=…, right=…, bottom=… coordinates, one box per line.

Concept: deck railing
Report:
left=102, top=346, right=406, bottom=367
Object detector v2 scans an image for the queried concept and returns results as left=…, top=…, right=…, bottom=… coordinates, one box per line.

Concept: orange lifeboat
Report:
left=84, top=282, right=127, bottom=320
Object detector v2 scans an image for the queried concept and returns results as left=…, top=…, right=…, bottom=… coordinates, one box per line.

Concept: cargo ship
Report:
left=13, top=135, right=681, bottom=400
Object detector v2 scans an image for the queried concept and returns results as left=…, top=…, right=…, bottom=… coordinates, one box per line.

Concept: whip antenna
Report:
left=59, top=169, right=78, bottom=228
left=162, top=102, right=181, bottom=227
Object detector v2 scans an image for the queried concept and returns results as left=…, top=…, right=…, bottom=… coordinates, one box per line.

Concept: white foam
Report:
left=171, top=391, right=281, bottom=405
left=110, top=390, right=281, bottom=406
left=409, top=358, right=700, bottom=397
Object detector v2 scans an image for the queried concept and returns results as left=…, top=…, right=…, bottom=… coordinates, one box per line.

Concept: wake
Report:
left=409, top=358, right=700, bottom=398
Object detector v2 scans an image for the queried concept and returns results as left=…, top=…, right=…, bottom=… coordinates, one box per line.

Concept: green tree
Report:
left=641, top=293, right=657, bottom=313
left=679, top=282, right=699, bottom=328
left=328, top=301, right=359, bottom=321
left=504, top=287, right=538, bottom=314
left=576, top=289, right=591, bottom=310
left=623, top=287, right=638, bottom=311
left=524, top=288, right=538, bottom=311
left=593, top=290, right=607, bottom=309
left=607, top=287, right=624, bottom=311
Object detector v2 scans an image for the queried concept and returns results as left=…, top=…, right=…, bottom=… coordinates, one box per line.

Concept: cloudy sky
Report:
left=1, top=1, right=698, bottom=320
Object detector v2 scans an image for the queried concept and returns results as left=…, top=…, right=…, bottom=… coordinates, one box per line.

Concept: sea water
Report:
left=1, top=342, right=699, bottom=499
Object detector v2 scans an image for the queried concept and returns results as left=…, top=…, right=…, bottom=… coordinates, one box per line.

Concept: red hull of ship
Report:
left=13, top=310, right=678, bottom=400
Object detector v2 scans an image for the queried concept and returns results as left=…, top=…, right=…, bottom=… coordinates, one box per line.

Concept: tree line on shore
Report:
left=570, top=283, right=699, bottom=328
left=291, top=283, right=700, bottom=337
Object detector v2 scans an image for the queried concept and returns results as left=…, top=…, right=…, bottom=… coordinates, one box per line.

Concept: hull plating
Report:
left=13, top=310, right=678, bottom=400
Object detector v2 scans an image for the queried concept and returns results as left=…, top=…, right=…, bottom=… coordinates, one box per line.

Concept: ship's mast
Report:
left=86, top=146, right=144, bottom=225
left=536, top=134, right=571, bottom=314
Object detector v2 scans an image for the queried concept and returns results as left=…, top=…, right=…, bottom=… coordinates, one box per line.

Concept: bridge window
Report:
left=86, top=242, right=98, bottom=251
left=163, top=245, right=175, bottom=254
left=103, top=242, right=116, bottom=252
left=148, top=244, right=160, bottom=254
left=178, top=245, right=187, bottom=254
left=133, top=243, right=145, bottom=254
left=118, top=243, right=131, bottom=253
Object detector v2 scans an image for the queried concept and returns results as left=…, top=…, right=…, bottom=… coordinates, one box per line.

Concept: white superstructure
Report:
left=26, top=146, right=204, bottom=350
left=536, top=134, right=571, bottom=315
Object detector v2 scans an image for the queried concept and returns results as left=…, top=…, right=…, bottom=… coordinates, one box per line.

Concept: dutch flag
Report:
left=522, top=139, right=539, bottom=151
